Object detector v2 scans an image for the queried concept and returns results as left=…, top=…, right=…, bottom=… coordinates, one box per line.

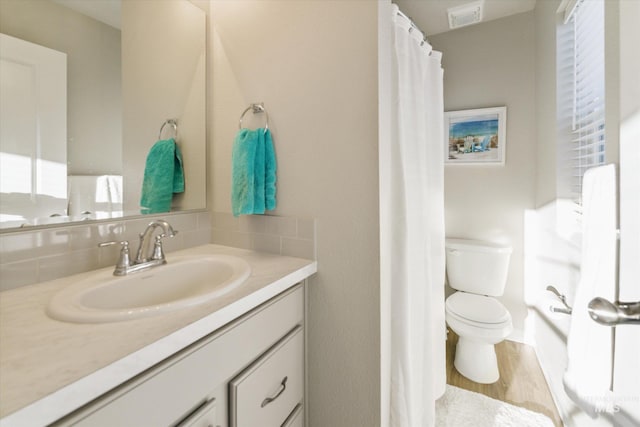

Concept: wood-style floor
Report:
left=445, top=329, right=563, bottom=427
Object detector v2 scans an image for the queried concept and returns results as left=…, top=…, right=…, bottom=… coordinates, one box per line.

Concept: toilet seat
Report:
left=446, top=292, right=511, bottom=328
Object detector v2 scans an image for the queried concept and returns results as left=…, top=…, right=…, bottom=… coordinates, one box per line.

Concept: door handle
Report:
left=588, top=297, right=640, bottom=326
left=261, top=376, right=288, bottom=408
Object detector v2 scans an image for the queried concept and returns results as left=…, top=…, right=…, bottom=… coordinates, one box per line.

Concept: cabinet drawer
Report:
left=175, top=398, right=216, bottom=427
left=230, top=325, right=303, bottom=427
left=282, top=403, right=303, bottom=427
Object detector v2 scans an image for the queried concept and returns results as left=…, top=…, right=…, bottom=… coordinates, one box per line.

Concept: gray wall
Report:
left=430, top=11, right=537, bottom=338
left=209, top=1, right=380, bottom=425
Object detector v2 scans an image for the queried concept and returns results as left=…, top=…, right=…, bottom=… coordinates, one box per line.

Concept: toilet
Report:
left=445, top=238, right=513, bottom=384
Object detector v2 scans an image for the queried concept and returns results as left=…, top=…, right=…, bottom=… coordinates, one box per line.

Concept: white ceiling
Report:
left=394, top=0, right=537, bottom=36
left=52, top=0, right=121, bottom=29
left=50, top=0, right=537, bottom=37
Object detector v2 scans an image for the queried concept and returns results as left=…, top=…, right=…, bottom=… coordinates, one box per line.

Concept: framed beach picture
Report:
left=444, top=106, right=507, bottom=165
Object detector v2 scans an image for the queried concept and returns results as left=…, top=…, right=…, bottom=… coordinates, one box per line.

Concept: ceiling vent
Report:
left=447, top=0, right=484, bottom=30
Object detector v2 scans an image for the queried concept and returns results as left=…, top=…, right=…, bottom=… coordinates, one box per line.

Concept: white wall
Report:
left=534, top=0, right=559, bottom=206
left=429, top=12, right=537, bottom=338
left=209, top=1, right=380, bottom=425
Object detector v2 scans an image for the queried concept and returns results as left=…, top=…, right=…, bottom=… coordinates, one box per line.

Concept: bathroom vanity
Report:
left=0, top=244, right=316, bottom=427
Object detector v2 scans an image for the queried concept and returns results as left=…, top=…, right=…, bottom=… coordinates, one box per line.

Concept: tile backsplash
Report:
left=0, top=211, right=211, bottom=291
left=211, top=212, right=316, bottom=260
left=0, top=211, right=317, bottom=292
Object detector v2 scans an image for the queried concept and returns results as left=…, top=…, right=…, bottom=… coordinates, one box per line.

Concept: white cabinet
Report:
left=282, top=404, right=304, bottom=427
left=54, top=284, right=305, bottom=427
left=229, top=326, right=304, bottom=427
left=176, top=399, right=217, bottom=427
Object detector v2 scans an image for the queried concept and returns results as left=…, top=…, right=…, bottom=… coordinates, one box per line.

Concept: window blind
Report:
left=558, top=0, right=605, bottom=202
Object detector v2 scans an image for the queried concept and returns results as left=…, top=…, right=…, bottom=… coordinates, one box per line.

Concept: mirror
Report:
left=0, top=0, right=206, bottom=230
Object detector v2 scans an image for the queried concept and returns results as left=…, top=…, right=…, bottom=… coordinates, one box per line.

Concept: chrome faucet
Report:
left=135, top=220, right=177, bottom=264
left=98, top=220, right=178, bottom=276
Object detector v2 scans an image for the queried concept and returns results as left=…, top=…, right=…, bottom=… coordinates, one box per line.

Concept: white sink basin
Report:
left=47, top=254, right=251, bottom=323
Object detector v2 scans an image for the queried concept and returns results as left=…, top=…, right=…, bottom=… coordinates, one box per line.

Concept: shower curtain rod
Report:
left=396, top=10, right=429, bottom=46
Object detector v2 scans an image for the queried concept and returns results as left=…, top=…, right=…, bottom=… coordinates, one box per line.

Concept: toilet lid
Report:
left=446, top=292, right=510, bottom=324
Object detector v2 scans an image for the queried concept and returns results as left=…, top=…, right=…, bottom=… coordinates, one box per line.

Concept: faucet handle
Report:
left=98, top=240, right=131, bottom=275
left=151, top=235, right=168, bottom=262
left=98, top=240, right=128, bottom=247
left=150, top=227, right=178, bottom=262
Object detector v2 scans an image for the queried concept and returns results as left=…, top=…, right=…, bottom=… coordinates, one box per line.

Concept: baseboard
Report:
left=507, top=328, right=529, bottom=344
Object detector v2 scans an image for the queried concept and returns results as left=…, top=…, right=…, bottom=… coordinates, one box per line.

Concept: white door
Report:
left=0, top=33, right=67, bottom=224
left=614, top=109, right=640, bottom=427
left=613, top=2, right=640, bottom=425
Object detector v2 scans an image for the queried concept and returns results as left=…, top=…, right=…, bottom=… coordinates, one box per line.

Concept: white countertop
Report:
left=0, top=244, right=316, bottom=427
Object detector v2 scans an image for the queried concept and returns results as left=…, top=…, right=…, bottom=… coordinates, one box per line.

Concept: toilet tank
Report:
left=445, top=238, right=512, bottom=297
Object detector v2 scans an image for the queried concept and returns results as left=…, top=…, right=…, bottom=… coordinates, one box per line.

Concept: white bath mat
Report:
left=436, top=385, right=555, bottom=427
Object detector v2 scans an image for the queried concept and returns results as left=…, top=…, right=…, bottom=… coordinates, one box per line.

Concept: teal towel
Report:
left=231, top=128, right=277, bottom=217
left=265, top=129, right=276, bottom=210
left=140, top=138, right=184, bottom=214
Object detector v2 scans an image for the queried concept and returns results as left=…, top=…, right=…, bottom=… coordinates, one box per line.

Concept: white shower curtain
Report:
left=380, top=4, right=446, bottom=426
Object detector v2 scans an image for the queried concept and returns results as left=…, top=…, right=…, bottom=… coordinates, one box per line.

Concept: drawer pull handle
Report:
left=261, top=376, right=288, bottom=408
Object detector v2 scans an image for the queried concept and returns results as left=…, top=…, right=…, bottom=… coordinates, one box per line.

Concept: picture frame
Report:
left=444, top=106, right=507, bottom=165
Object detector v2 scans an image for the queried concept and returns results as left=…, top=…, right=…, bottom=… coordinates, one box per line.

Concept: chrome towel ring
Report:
left=239, top=103, right=269, bottom=133
left=159, top=119, right=178, bottom=141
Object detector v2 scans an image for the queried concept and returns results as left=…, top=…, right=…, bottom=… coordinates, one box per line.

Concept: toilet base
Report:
left=453, top=336, right=500, bottom=384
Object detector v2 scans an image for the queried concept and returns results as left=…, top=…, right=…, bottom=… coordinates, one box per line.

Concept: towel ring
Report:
left=159, top=119, right=178, bottom=141
left=239, top=103, right=269, bottom=133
